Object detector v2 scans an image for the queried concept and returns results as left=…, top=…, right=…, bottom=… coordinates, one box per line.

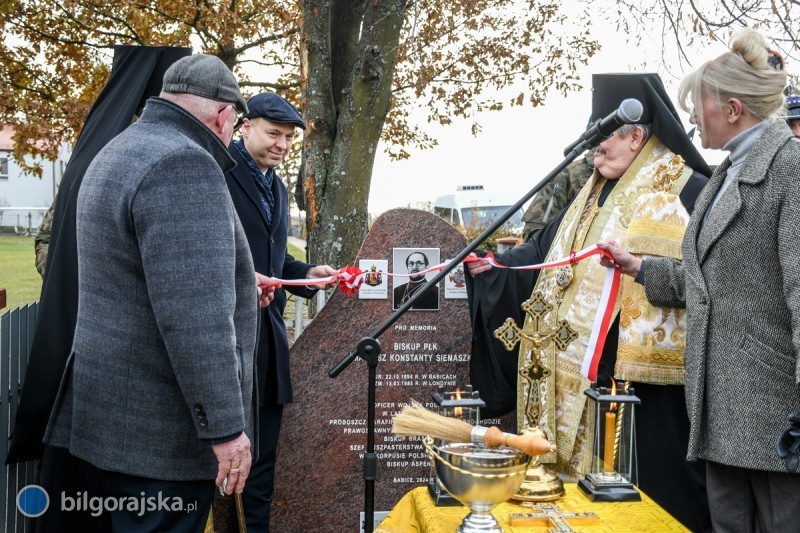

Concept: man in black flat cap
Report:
left=467, top=73, right=712, bottom=531
left=225, top=92, right=337, bottom=531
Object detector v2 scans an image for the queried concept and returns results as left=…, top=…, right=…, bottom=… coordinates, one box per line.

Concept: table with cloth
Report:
left=376, top=483, right=688, bottom=532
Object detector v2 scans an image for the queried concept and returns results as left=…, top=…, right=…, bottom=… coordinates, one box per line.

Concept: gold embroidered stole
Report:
left=516, top=137, right=692, bottom=478
left=616, top=162, right=692, bottom=385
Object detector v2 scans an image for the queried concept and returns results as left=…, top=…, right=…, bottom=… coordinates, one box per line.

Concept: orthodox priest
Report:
left=467, top=73, right=711, bottom=532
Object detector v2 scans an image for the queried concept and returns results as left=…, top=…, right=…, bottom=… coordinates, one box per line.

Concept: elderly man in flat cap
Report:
left=43, top=54, right=277, bottom=531
left=225, top=92, right=337, bottom=531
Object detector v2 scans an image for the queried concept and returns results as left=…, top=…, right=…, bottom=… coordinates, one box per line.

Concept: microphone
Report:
left=562, top=98, right=644, bottom=156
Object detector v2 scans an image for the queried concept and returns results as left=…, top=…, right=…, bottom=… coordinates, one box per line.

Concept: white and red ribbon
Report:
left=477, top=244, right=621, bottom=381
left=259, top=244, right=620, bottom=381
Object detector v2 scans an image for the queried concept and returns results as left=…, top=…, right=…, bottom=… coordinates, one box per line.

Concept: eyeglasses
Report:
left=219, top=104, right=237, bottom=125
left=407, top=260, right=428, bottom=267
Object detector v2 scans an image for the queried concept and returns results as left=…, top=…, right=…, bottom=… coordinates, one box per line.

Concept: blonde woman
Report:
left=599, top=28, right=800, bottom=532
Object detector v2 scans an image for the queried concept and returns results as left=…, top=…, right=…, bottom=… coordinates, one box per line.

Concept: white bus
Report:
left=433, top=185, right=525, bottom=234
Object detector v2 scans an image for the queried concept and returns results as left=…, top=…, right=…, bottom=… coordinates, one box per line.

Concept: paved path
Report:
left=287, top=236, right=307, bottom=250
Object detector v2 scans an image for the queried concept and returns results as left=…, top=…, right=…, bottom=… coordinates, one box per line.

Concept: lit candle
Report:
left=454, top=387, right=463, bottom=419
left=604, top=408, right=616, bottom=472
left=612, top=397, right=627, bottom=471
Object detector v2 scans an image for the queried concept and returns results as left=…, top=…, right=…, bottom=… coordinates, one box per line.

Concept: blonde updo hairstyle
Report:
left=678, top=28, right=787, bottom=130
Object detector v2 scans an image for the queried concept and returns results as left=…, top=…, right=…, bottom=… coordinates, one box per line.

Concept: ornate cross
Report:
left=509, top=502, right=599, bottom=532
left=494, top=292, right=578, bottom=426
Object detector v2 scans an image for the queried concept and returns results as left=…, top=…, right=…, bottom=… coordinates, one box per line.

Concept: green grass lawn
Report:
left=0, top=235, right=42, bottom=310
left=287, top=242, right=306, bottom=262
left=0, top=234, right=307, bottom=312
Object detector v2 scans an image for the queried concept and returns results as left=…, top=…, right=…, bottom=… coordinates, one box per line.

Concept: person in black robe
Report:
left=467, top=73, right=712, bottom=532
left=6, top=45, right=191, bottom=532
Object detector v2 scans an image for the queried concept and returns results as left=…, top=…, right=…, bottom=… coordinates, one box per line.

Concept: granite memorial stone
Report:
left=272, top=209, right=488, bottom=531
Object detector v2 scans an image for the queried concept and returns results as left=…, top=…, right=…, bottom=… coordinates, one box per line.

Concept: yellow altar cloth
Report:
left=375, top=483, right=688, bottom=532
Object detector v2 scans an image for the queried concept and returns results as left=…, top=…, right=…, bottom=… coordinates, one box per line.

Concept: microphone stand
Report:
left=331, top=139, right=593, bottom=533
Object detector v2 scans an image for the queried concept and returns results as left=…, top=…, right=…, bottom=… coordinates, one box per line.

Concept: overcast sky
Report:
left=367, top=9, right=733, bottom=216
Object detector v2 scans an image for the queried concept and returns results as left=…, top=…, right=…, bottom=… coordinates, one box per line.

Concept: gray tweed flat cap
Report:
left=162, top=54, right=248, bottom=114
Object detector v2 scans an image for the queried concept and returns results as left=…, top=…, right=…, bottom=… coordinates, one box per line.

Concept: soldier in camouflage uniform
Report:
left=34, top=202, right=55, bottom=277
left=521, top=151, right=594, bottom=241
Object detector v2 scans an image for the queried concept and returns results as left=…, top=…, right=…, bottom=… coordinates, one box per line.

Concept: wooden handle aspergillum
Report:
left=483, top=426, right=556, bottom=456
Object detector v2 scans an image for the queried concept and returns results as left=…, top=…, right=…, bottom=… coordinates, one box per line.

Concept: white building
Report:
left=0, top=125, right=72, bottom=232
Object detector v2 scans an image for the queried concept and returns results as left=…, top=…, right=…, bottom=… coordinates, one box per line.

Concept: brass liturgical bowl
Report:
left=432, top=443, right=530, bottom=532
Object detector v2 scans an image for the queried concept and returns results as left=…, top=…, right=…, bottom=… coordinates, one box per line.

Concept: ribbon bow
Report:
left=337, top=266, right=365, bottom=295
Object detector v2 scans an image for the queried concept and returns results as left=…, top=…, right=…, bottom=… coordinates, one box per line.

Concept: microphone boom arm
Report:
left=328, top=135, right=593, bottom=533
left=328, top=141, right=590, bottom=378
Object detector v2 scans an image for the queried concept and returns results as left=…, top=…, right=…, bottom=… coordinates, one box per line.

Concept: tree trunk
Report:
left=301, top=0, right=408, bottom=268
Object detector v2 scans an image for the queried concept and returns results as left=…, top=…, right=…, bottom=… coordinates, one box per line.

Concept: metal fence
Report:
left=0, top=303, right=38, bottom=532
left=0, top=208, right=49, bottom=236
left=286, top=290, right=326, bottom=341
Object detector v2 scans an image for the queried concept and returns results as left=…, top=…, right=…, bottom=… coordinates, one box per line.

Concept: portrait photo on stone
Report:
left=392, top=247, right=440, bottom=311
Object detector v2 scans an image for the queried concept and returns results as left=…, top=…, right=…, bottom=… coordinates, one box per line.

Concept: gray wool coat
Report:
left=44, top=98, right=258, bottom=481
left=642, top=119, right=800, bottom=473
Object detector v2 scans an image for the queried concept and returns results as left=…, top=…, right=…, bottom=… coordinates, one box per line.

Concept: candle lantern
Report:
left=578, top=381, right=641, bottom=502
left=428, top=384, right=486, bottom=506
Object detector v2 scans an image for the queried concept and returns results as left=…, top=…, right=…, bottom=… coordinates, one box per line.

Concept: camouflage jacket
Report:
left=34, top=203, right=54, bottom=277
left=522, top=152, right=594, bottom=241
